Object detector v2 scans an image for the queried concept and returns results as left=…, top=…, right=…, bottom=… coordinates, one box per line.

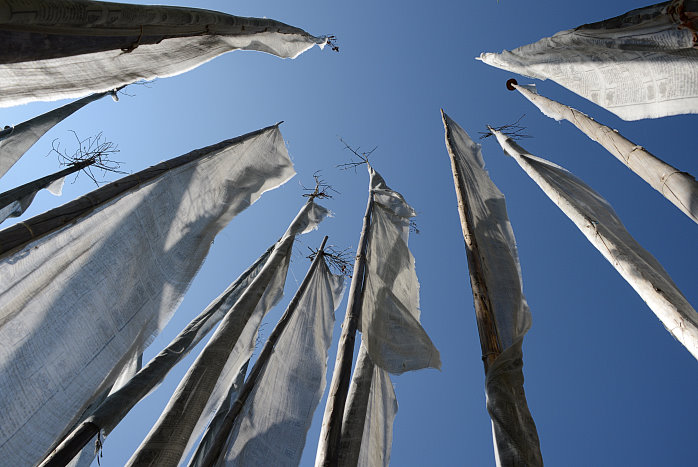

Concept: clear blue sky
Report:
left=1, top=1, right=696, bottom=466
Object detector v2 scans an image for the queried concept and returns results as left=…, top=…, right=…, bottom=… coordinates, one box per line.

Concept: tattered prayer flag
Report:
left=493, top=129, right=698, bottom=361
left=512, top=82, right=698, bottom=224
left=211, top=257, right=344, bottom=467
left=0, top=91, right=113, bottom=178
left=442, top=112, right=542, bottom=467
left=337, top=343, right=397, bottom=467
left=127, top=199, right=330, bottom=467
left=0, top=124, right=295, bottom=466
left=479, top=1, right=698, bottom=120
left=0, top=0, right=327, bottom=107
left=360, top=167, right=441, bottom=374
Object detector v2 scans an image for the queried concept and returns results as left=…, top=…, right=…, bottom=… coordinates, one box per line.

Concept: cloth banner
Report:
left=0, top=124, right=295, bottom=466
left=213, top=259, right=345, bottom=467
left=126, top=200, right=329, bottom=467
left=493, top=129, right=698, bottom=361
left=0, top=174, right=65, bottom=223
left=479, top=1, right=698, bottom=120
left=359, top=167, right=441, bottom=374
left=442, top=112, right=543, bottom=467
left=0, top=0, right=326, bottom=107
left=0, top=91, right=111, bottom=177
left=337, top=343, right=397, bottom=467
left=513, top=83, right=698, bottom=224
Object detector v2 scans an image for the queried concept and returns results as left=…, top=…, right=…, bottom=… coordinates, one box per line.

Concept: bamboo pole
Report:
left=198, top=236, right=329, bottom=467
left=441, top=109, right=502, bottom=372
left=0, top=159, right=95, bottom=214
left=316, top=186, right=373, bottom=466
left=38, top=245, right=275, bottom=467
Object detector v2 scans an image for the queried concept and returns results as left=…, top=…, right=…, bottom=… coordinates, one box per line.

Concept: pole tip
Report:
left=506, top=78, right=518, bottom=91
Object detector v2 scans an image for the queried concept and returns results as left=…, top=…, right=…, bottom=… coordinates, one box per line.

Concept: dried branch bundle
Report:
left=337, top=138, right=377, bottom=172
left=479, top=115, right=531, bottom=140
left=307, top=245, right=353, bottom=277
left=302, top=171, right=339, bottom=200
left=49, top=131, right=126, bottom=185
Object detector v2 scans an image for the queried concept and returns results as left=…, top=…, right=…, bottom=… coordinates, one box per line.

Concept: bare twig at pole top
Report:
left=337, top=137, right=377, bottom=172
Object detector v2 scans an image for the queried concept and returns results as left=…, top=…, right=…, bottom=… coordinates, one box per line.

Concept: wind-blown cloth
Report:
left=127, top=199, right=330, bottom=467
left=84, top=245, right=273, bottom=437
left=0, top=124, right=295, bottom=467
left=493, top=129, right=698, bottom=361
left=0, top=91, right=113, bottom=178
left=442, top=112, right=543, bottom=467
left=0, top=0, right=327, bottom=107
left=209, top=259, right=345, bottom=467
left=42, top=244, right=275, bottom=467
left=360, top=167, right=441, bottom=374
left=512, top=83, right=698, bottom=225
left=0, top=169, right=66, bottom=223
left=337, top=343, right=397, bottom=467
left=478, top=1, right=698, bottom=120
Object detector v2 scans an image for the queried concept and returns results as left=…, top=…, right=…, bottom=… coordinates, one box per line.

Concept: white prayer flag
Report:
left=360, top=167, right=441, bottom=374
left=0, top=124, right=295, bottom=466
left=215, top=260, right=345, bottom=467
left=493, top=129, right=698, bottom=361
left=513, top=83, right=698, bottom=224
left=0, top=0, right=327, bottom=107
left=479, top=1, right=698, bottom=120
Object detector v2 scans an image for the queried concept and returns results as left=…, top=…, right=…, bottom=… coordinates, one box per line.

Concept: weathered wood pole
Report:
left=0, top=158, right=95, bottom=213
left=316, top=187, right=372, bottom=466
left=441, top=109, right=502, bottom=372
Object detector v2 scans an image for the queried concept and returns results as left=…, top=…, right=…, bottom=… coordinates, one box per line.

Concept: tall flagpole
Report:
left=441, top=109, right=502, bottom=372
left=316, top=181, right=372, bottom=466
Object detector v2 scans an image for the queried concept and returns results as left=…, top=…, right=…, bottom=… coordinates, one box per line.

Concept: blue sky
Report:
left=1, top=1, right=696, bottom=466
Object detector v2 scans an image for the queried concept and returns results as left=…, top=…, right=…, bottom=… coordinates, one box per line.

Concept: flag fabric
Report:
left=85, top=246, right=273, bottom=438
left=0, top=0, right=327, bottom=107
left=0, top=124, right=295, bottom=466
left=0, top=91, right=112, bottom=178
left=44, top=245, right=276, bottom=467
left=336, top=343, right=397, bottom=467
left=512, top=82, right=698, bottom=224
left=0, top=173, right=65, bottom=223
left=188, top=361, right=249, bottom=467
left=212, top=259, right=345, bottom=467
left=360, top=167, right=441, bottom=374
left=442, top=112, right=543, bottom=467
left=479, top=1, right=698, bottom=120
left=493, top=129, right=698, bottom=361
left=127, top=199, right=330, bottom=467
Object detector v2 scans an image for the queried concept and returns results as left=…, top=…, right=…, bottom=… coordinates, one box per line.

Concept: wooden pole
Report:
left=441, top=110, right=502, bottom=372
left=336, top=343, right=374, bottom=466
left=39, top=421, right=100, bottom=467
left=199, top=236, right=329, bottom=467
left=316, top=185, right=372, bottom=466
left=0, top=159, right=95, bottom=213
